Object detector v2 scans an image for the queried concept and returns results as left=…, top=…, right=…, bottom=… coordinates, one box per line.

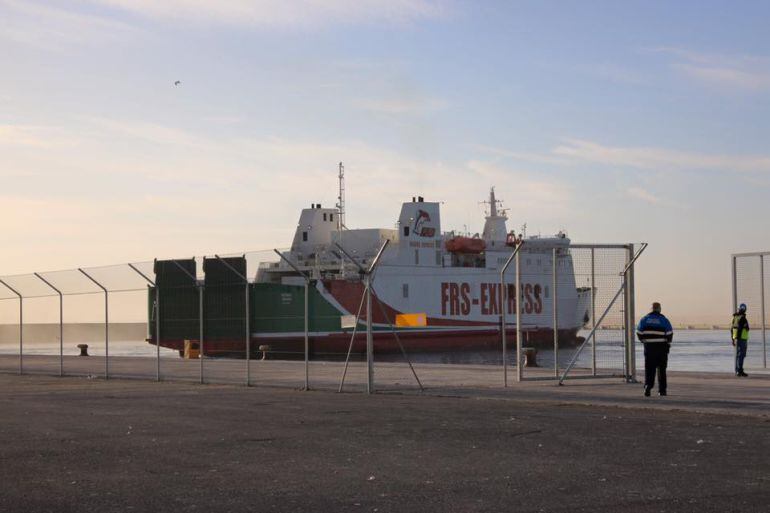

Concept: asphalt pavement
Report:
left=0, top=374, right=768, bottom=512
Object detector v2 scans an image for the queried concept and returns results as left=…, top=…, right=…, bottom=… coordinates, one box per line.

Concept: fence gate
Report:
left=732, top=252, right=769, bottom=370
left=515, top=243, right=646, bottom=383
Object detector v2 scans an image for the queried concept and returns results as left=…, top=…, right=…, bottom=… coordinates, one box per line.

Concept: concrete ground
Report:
left=1, top=354, right=768, bottom=417
left=0, top=373, right=768, bottom=512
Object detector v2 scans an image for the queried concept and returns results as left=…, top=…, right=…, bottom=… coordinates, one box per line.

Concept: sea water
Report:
left=1, top=328, right=765, bottom=373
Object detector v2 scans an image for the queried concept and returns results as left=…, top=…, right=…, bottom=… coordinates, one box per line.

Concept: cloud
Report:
left=352, top=97, right=448, bottom=114
left=489, top=138, right=770, bottom=174
left=0, top=124, right=80, bottom=148
left=650, top=47, right=770, bottom=92
left=473, top=144, right=574, bottom=166
left=551, top=139, right=770, bottom=172
left=0, top=0, right=140, bottom=50
left=466, top=160, right=571, bottom=216
left=2, top=115, right=574, bottom=274
left=86, top=0, right=449, bottom=28
left=626, top=187, right=659, bottom=204
left=83, top=117, right=209, bottom=148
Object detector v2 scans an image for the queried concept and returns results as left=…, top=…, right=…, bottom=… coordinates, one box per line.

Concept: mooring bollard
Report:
left=258, top=344, right=270, bottom=361
left=77, top=344, right=89, bottom=357
left=523, top=347, right=538, bottom=367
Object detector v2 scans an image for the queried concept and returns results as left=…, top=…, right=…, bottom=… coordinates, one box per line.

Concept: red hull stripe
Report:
left=152, top=327, right=579, bottom=355
left=322, top=279, right=500, bottom=327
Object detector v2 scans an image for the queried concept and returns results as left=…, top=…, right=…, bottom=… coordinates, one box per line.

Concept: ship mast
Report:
left=336, top=162, right=346, bottom=231
left=481, top=186, right=509, bottom=247
left=336, top=162, right=346, bottom=275
left=489, top=187, right=498, bottom=217
left=481, top=186, right=506, bottom=218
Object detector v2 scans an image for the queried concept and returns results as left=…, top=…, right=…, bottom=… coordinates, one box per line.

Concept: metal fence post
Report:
left=79, top=269, right=109, bottom=379
left=628, top=245, right=637, bottom=380
left=552, top=247, right=559, bottom=378
left=246, top=281, right=250, bottom=386
left=365, top=273, right=374, bottom=394
left=304, top=279, right=309, bottom=390
left=591, top=248, right=596, bottom=376
left=156, top=282, right=160, bottom=381
left=621, top=244, right=639, bottom=383
left=0, top=279, right=23, bottom=375
left=500, top=241, right=523, bottom=388
left=199, top=284, right=204, bottom=383
left=731, top=256, right=738, bottom=313
left=732, top=255, right=738, bottom=373
left=622, top=248, right=631, bottom=382
left=34, top=273, right=64, bottom=377
left=273, top=249, right=312, bottom=391
left=127, top=263, right=158, bottom=381
left=170, top=260, right=203, bottom=384
left=515, top=249, right=522, bottom=383
left=759, top=255, right=767, bottom=369
left=334, top=240, right=389, bottom=395
left=214, top=255, right=250, bottom=386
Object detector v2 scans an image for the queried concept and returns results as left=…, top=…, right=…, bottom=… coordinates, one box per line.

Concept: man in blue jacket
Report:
left=636, top=302, right=673, bottom=397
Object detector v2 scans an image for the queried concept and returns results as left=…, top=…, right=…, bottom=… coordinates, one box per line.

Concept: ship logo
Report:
left=413, top=209, right=436, bottom=237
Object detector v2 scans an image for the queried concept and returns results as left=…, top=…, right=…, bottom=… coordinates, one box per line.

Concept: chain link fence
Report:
left=732, top=252, right=769, bottom=369
left=0, top=242, right=643, bottom=392
left=513, top=244, right=639, bottom=383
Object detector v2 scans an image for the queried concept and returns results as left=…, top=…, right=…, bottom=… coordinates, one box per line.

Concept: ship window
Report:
left=404, top=226, right=409, bottom=237
left=414, top=249, right=419, bottom=265
left=545, top=286, right=550, bottom=299
left=330, top=213, right=334, bottom=222
left=436, top=251, right=441, bottom=266
left=323, top=213, right=327, bottom=221
left=402, top=283, right=409, bottom=298
left=302, top=231, right=308, bottom=242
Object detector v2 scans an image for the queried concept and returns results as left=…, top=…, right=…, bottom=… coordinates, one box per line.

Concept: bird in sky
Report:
left=174, top=80, right=181, bottom=86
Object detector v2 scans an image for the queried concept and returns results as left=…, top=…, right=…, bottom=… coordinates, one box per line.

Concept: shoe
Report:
left=644, top=386, right=651, bottom=397
left=738, top=371, right=748, bottom=377
left=659, top=391, right=667, bottom=396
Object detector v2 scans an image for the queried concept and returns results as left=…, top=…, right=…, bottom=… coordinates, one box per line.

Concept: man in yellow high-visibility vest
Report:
left=731, top=303, right=750, bottom=377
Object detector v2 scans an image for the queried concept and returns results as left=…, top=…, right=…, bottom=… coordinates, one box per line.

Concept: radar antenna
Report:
left=480, top=186, right=508, bottom=218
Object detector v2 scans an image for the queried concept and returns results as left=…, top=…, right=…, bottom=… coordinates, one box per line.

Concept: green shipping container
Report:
left=150, top=259, right=199, bottom=342
left=203, top=257, right=247, bottom=341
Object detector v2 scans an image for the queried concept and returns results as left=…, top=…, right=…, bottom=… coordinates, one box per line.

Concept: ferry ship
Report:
left=149, top=169, right=591, bottom=357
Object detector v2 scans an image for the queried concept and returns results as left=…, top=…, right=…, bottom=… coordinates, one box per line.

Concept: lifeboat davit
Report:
left=445, top=236, right=486, bottom=254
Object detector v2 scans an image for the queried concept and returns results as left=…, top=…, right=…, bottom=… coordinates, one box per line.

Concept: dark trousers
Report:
left=644, top=343, right=669, bottom=392
left=735, top=339, right=747, bottom=373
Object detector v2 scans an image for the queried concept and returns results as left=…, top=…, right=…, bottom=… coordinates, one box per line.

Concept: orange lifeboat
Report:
left=445, top=236, right=486, bottom=254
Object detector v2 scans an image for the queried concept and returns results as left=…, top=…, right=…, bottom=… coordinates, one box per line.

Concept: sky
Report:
left=1, top=0, right=770, bottom=324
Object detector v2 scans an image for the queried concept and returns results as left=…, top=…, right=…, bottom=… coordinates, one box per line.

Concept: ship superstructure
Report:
left=251, top=187, right=590, bottom=353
